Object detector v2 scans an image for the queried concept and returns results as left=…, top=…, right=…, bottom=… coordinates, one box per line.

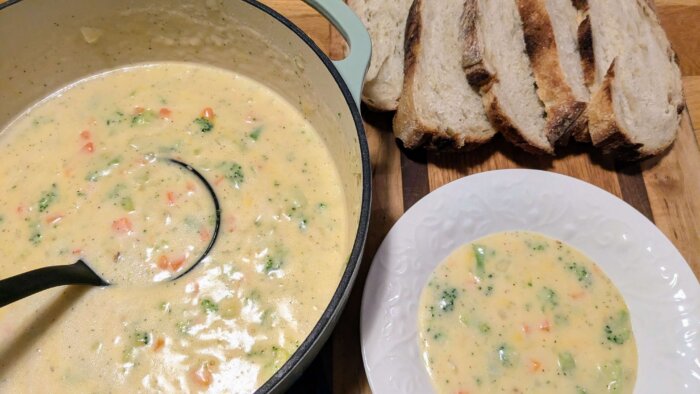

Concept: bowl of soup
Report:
left=0, top=0, right=371, bottom=392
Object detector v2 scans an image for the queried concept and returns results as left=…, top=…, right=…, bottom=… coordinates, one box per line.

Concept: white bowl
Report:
left=361, top=169, right=700, bottom=394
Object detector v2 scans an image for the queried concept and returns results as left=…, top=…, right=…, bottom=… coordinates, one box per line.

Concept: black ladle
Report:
left=0, top=159, right=221, bottom=308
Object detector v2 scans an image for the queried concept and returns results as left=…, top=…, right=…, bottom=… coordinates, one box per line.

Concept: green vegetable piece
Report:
left=558, top=351, right=576, bottom=375
left=473, top=244, right=486, bottom=276
left=600, top=359, right=624, bottom=392
left=567, top=262, right=593, bottom=287
left=38, top=184, right=58, bottom=212
left=134, top=331, right=151, bottom=346
left=176, top=320, right=191, bottom=334
left=131, top=110, right=157, bottom=126
left=85, top=171, right=100, bottom=182
left=576, top=386, right=588, bottom=394
left=439, top=288, right=458, bottom=312
left=264, top=255, right=283, bottom=273
left=29, top=230, right=42, bottom=245
left=201, top=298, right=219, bottom=314
left=478, top=322, right=491, bottom=334
left=120, top=197, right=135, bottom=212
left=194, top=117, right=214, bottom=132
left=106, top=111, right=125, bottom=125
left=538, top=287, right=559, bottom=311
left=497, top=344, right=518, bottom=367
left=525, top=239, right=548, bottom=251
left=604, top=310, right=632, bottom=345
left=221, top=162, right=245, bottom=187
left=249, top=126, right=264, bottom=140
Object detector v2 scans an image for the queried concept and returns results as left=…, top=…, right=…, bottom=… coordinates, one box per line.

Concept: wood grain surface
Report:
left=260, top=1, right=700, bottom=393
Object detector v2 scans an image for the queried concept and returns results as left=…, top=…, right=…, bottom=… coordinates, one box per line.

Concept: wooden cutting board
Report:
left=262, top=1, right=700, bottom=392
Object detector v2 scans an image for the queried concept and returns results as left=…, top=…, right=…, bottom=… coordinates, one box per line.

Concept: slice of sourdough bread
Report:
left=347, top=0, right=413, bottom=111
left=393, top=0, right=495, bottom=149
left=463, top=0, right=582, bottom=154
left=544, top=0, right=591, bottom=141
left=517, top=0, right=587, bottom=144
left=585, top=0, right=684, bottom=159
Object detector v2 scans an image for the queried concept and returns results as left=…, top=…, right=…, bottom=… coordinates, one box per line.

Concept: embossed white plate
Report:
left=361, top=169, right=700, bottom=393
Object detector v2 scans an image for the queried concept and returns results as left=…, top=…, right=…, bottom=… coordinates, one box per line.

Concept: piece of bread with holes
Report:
left=393, top=0, right=496, bottom=149
left=463, top=0, right=585, bottom=154
left=581, top=0, right=684, bottom=159
left=347, top=0, right=413, bottom=111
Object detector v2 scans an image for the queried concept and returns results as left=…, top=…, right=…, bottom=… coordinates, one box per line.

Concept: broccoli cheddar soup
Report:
left=0, top=63, right=349, bottom=392
left=418, top=232, right=637, bottom=394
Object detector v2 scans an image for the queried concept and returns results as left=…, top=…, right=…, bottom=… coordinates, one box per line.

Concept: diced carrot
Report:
left=72, top=248, right=82, bottom=255
left=157, top=255, right=170, bottom=270
left=530, top=359, right=542, bottom=372
left=226, top=215, right=236, bottom=233
left=189, top=363, right=213, bottom=388
left=186, top=181, right=196, bottom=193
left=153, top=336, right=165, bottom=352
left=569, top=291, right=585, bottom=300
left=199, top=227, right=211, bottom=242
left=134, top=106, right=145, bottom=114
left=166, top=191, right=176, bottom=206
left=539, top=320, right=550, bottom=332
left=80, top=130, right=91, bottom=140
left=81, top=142, right=95, bottom=153
left=16, top=204, right=25, bottom=214
left=45, top=213, right=64, bottom=224
left=169, top=256, right=186, bottom=271
left=201, top=107, right=215, bottom=120
left=159, top=108, right=172, bottom=119
left=112, top=217, right=133, bottom=233
left=521, top=323, right=531, bottom=334
left=157, top=254, right=186, bottom=272
left=213, top=176, right=224, bottom=186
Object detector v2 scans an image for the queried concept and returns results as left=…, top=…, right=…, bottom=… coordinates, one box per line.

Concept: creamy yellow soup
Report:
left=418, top=231, right=637, bottom=394
left=0, top=63, right=348, bottom=392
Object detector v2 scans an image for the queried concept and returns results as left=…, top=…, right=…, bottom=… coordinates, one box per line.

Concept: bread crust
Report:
left=585, top=0, right=684, bottom=160
left=588, top=60, right=681, bottom=160
left=463, top=0, right=553, bottom=153
left=517, top=0, right=586, bottom=145
left=394, top=0, right=494, bottom=150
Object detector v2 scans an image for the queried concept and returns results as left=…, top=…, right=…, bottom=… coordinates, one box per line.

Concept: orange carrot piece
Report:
left=199, top=227, right=211, bottom=242
left=539, top=320, right=551, bottom=332
left=133, top=106, right=145, bottom=114
left=80, top=130, right=91, bottom=140
left=201, top=107, right=215, bottom=120
left=569, top=291, right=585, bottom=299
left=153, top=337, right=165, bottom=352
left=186, top=181, right=196, bottom=193
left=81, top=142, right=95, bottom=153
left=45, top=213, right=64, bottom=224
left=159, top=108, right=172, bottom=119
left=112, top=217, right=133, bottom=233
left=530, top=359, right=542, bottom=372
left=72, top=248, right=82, bottom=255
left=521, top=323, right=531, bottom=334
left=189, top=363, right=213, bottom=387
left=166, top=191, right=176, bottom=206
left=169, top=256, right=186, bottom=271
left=157, top=255, right=170, bottom=270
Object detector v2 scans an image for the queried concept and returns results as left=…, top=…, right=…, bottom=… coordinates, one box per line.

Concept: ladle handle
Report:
left=0, top=260, right=107, bottom=307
